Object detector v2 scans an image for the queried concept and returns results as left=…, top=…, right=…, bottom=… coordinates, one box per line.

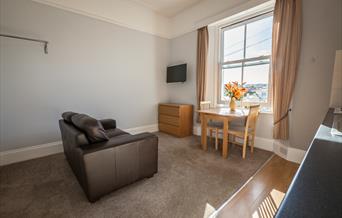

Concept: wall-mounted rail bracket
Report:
left=0, top=33, right=49, bottom=54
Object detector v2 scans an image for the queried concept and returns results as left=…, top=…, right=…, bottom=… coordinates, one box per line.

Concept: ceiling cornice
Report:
left=32, top=0, right=274, bottom=40
left=32, top=0, right=172, bottom=39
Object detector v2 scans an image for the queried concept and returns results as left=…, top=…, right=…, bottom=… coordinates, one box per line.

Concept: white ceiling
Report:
left=131, top=0, right=203, bottom=17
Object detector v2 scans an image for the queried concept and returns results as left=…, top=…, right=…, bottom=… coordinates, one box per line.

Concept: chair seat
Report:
left=228, top=125, right=253, bottom=136
left=207, top=120, right=223, bottom=129
left=230, top=118, right=247, bottom=126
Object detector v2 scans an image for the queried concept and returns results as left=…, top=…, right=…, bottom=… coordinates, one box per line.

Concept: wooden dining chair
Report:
left=200, top=101, right=223, bottom=150
left=228, top=105, right=260, bottom=159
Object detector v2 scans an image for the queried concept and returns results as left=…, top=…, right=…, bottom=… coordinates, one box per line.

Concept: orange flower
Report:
left=234, top=90, right=242, bottom=99
left=224, top=81, right=248, bottom=100
left=225, top=83, right=232, bottom=91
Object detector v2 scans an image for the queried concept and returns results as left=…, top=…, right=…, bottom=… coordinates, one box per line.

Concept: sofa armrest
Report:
left=99, top=119, right=116, bottom=130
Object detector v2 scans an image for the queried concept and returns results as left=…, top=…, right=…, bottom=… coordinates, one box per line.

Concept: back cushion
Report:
left=71, top=114, right=109, bottom=143
left=62, top=111, right=78, bottom=123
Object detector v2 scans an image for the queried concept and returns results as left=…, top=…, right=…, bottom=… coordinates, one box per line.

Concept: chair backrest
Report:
left=200, top=101, right=211, bottom=110
left=246, top=105, right=260, bottom=131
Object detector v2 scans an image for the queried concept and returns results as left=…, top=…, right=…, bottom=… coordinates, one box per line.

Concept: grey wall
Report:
left=289, top=0, right=342, bottom=149
left=167, top=0, right=342, bottom=149
left=1, top=0, right=341, bottom=152
left=168, top=31, right=197, bottom=108
left=0, top=0, right=170, bottom=151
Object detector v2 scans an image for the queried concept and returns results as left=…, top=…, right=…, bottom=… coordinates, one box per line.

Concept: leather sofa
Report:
left=59, top=112, right=158, bottom=202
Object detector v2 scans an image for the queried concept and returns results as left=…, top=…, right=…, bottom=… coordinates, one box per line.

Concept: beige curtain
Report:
left=272, top=0, right=302, bottom=139
left=196, top=26, right=209, bottom=122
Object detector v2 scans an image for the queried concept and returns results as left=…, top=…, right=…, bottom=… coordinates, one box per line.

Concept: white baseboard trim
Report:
left=193, top=125, right=306, bottom=164
left=0, top=141, right=63, bottom=166
left=1, top=123, right=305, bottom=166
left=287, top=147, right=306, bottom=164
left=0, top=124, right=158, bottom=166
left=254, top=137, right=274, bottom=152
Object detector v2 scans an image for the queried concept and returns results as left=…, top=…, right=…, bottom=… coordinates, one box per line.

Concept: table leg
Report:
left=201, top=113, right=207, bottom=151
left=222, top=118, right=229, bottom=158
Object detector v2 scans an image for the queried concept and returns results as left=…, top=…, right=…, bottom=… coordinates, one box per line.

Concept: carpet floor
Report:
left=0, top=132, right=272, bottom=218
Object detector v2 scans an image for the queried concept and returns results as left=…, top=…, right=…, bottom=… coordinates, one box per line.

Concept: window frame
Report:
left=217, top=11, right=273, bottom=109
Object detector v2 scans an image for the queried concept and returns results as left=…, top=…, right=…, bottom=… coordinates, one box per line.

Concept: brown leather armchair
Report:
left=59, top=113, right=158, bottom=202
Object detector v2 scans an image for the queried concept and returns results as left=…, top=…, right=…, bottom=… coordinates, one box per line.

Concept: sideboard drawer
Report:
left=159, top=105, right=180, bottom=117
left=158, top=103, right=193, bottom=137
left=159, top=123, right=180, bottom=136
left=159, top=114, right=180, bottom=126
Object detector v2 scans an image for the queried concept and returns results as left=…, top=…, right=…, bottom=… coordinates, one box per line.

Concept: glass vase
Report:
left=229, top=97, right=237, bottom=111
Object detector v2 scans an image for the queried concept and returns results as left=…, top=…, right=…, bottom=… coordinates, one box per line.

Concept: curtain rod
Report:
left=0, top=33, right=48, bottom=54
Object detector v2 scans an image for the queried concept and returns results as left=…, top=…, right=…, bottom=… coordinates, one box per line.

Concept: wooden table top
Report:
left=197, top=107, right=249, bottom=117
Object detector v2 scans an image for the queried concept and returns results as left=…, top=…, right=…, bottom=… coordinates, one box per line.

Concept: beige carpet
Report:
left=0, top=132, right=272, bottom=218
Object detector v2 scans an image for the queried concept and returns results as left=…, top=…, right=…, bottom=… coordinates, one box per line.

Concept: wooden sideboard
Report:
left=158, top=103, right=193, bottom=137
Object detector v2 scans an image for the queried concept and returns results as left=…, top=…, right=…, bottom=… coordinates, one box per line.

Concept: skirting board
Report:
left=193, top=126, right=306, bottom=164
left=0, top=124, right=158, bottom=166
left=0, top=124, right=305, bottom=166
left=0, top=141, right=64, bottom=167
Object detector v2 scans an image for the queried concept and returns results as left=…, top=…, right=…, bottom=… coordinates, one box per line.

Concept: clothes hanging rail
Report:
left=0, top=33, right=49, bottom=54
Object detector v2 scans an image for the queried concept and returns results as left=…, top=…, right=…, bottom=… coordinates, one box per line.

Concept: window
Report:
left=218, top=13, right=273, bottom=108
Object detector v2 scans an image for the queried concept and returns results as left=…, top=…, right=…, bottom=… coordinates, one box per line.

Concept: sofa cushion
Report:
left=105, top=128, right=129, bottom=138
left=99, top=119, right=117, bottom=130
left=71, top=114, right=109, bottom=143
left=80, top=132, right=157, bottom=154
left=62, top=111, right=78, bottom=123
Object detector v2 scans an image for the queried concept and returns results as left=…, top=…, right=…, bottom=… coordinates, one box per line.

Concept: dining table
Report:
left=197, top=107, right=249, bottom=158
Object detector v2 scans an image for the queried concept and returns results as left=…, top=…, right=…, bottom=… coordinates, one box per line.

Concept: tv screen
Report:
left=167, top=64, right=186, bottom=83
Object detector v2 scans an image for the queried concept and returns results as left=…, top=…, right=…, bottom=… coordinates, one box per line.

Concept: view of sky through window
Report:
left=221, top=15, right=273, bottom=103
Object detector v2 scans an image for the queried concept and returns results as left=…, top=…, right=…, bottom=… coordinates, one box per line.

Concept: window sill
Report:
left=260, top=110, right=273, bottom=115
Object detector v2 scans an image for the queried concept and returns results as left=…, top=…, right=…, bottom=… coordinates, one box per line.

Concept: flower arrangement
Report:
left=224, top=82, right=248, bottom=110
left=224, top=82, right=248, bottom=100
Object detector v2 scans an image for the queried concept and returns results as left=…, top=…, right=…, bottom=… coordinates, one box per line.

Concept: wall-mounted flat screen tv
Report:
left=167, top=64, right=186, bottom=83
